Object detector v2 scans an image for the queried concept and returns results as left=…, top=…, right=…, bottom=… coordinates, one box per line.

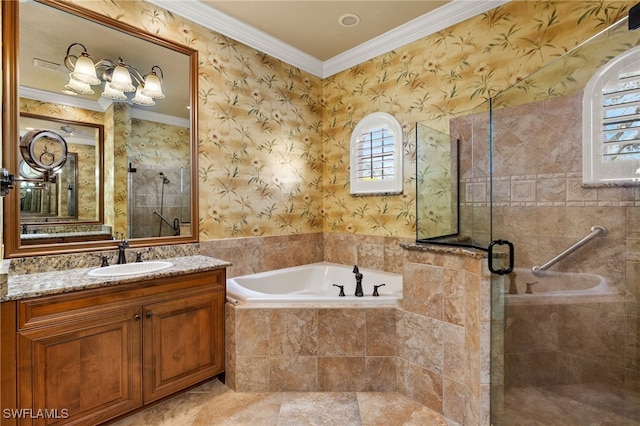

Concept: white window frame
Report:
left=350, top=112, right=403, bottom=195
left=583, top=44, right=640, bottom=184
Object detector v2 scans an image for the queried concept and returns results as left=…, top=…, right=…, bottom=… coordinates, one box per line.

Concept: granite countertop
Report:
left=20, top=230, right=112, bottom=240
left=400, top=241, right=487, bottom=259
left=1, top=255, right=231, bottom=302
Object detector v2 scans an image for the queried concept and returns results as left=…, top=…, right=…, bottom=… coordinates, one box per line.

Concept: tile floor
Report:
left=502, top=385, right=640, bottom=425
left=109, top=379, right=457, bottom=425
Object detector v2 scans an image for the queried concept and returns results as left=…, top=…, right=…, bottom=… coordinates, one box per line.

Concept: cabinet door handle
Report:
left=134, top=314, right=141, bottom=320
left=145, top=311, right=153, bottom=318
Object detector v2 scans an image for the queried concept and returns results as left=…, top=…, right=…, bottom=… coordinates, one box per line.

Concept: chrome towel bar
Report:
left=532, top=225, right=607, bottom=276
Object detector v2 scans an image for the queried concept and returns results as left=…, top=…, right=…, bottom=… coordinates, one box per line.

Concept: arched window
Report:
left=350, top=112, right=403, bottom=195
left=583, top=45, right=640, bottom=184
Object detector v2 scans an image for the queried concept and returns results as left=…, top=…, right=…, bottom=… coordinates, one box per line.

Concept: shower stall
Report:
left=128, top=164, right=191, bottom=238
left=418, top=12, right=640, bottom=425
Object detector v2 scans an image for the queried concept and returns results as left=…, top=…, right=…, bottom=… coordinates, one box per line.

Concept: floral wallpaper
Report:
left=321, top=0, right=632, bottom=238
left=19, top=0, right=634, bottom=242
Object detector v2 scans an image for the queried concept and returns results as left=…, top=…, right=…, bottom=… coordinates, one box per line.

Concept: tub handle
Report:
left=373, top=284, right=385, bottom=297
left=333, top=284, right=345, bottom=297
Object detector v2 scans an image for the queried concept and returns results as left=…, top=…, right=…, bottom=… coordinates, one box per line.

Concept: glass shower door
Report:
left=487, top=16, right=640, bottom=425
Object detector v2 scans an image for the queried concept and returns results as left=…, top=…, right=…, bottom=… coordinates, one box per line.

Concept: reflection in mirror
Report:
left=415, top=123, right=459, bottom=242
left=20, top=114, right=102, bottom=223
left=20, top=153, right=77, bottom=218
left=2, top=0, right=198, bottom=257
left=19, top=113, right=108, bottom=246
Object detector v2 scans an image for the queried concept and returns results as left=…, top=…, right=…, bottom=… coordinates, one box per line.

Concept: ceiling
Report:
left=200, top=1, right=450, bottom=61
left=18, top=0, right=508, bottom=123
left=150, top=0, right=510, bottom=78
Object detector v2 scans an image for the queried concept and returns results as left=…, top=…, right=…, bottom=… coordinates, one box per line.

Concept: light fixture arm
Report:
left=63, top=42, right=90, bottom=72
left=150, top=65, right=163, bottom=82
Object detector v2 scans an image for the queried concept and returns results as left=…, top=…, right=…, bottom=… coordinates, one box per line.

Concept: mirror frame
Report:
left=2, top=0, right=199, bottom=258
left=19, top=113, right=104, bottom=225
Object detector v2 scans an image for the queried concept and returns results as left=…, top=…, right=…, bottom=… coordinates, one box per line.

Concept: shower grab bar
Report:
left=532, top=225, right=607, bottom=276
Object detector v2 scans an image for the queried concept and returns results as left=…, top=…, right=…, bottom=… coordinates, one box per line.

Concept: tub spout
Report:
left=353, top=265, right=364, bottom=297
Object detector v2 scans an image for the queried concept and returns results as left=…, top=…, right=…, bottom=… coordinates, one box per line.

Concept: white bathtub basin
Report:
left=88, top=261, right=173, bottom=277
left=227, top=262, right=402, bottom=304
left=504, top=267, right=621, bottom=305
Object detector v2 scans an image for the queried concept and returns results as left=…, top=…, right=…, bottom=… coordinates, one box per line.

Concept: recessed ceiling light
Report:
left=339, top=13, right=360, bottom=28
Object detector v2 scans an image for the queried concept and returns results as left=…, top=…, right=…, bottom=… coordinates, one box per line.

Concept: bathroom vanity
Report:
left=0, top=256, right=228, bottom=426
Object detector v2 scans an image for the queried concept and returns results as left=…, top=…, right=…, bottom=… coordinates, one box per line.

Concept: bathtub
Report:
left=226, top=262, right=402, bottom=305
left=504, top=267, right=622, bottom=305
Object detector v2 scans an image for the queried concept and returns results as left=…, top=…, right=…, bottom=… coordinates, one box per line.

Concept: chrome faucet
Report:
left=117, top=238, right=129, bottom=264
left=353, top=265, right=363, bottom=297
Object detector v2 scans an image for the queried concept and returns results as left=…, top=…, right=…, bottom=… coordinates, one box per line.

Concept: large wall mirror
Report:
left=2, top=0, right=199, bottom=257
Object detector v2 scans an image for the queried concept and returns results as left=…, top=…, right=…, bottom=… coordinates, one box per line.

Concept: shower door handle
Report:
left=488, top=239, right=514, bottom=275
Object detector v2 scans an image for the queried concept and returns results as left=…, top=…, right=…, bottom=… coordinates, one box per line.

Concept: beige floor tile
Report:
left=357, top=392, right=452, bottom=426
left=109, top=390, right=213, bottom=426
left=191, top=389, right=283, bottom=425
left=277, top=392, right=361, bottom=426
left=109, top=379, right=460, bottom=426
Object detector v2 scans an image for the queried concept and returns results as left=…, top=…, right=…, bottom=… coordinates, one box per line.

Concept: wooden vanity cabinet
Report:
left=0, top=269, right=225, bottom=426
left=17, top=306, right=143, bottom=425
left=142, top=290, right=223, bottom=403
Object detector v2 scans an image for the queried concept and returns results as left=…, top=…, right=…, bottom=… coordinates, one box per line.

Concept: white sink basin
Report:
left=88, top=261, right=173, bottom=277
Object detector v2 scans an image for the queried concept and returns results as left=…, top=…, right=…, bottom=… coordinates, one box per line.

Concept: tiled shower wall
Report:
left=452, top=92, right=640, bottom=415
left=129, top=165, right=191, bottom=238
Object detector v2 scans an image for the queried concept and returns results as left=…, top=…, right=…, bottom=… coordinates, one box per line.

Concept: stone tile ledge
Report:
left=400, top=242, right=486, bottom=259
left=1, top=255, right=231, bottom=302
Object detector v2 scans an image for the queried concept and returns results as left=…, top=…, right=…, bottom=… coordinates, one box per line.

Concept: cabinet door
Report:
left=17, top=308, right=142, bottom=426
left=142, top=289, right=224, bottom=403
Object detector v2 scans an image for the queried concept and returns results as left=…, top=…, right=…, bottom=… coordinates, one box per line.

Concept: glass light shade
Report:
left=70, top=54, right=101, bottom=85
left=141, top=72, right=165, bottom=99
left=132, top=85, right=155, bottom=106
left=110, top=64, right=136, bottom=92
left=101, top=82, right=127, bottom=101
left=64, top=76, right=95, bottom=95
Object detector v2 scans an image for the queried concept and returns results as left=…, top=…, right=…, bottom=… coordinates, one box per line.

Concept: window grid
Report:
left=356, top=127, right=395, bottom=181
left=601, top=70, right=640, bottom=161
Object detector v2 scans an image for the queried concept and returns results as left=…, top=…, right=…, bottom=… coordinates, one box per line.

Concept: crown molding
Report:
left=147, top=0, right=324, bottom=76
left=147, top=0, right=510, bottom=79
left=21, top=86, right=103, bottom=112
left=322, top=0, right=511, bottom=78
left=20, top=86, right=189, bottom=127
left=130, top=108, right=190, bottom=128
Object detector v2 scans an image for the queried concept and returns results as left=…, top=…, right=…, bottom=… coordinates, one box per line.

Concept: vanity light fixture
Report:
left=63, top=42, right=165, bottom=105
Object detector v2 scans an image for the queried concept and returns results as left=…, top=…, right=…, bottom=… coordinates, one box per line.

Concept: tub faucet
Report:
left=353, top=265, right=364, bottom=297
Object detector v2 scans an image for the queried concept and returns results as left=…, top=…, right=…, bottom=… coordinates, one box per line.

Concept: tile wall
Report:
left=225, top=305, right=398, bottom=393
left=452, top=91, right=640, bottom=420
left=219, top=233, right=491, bottom=425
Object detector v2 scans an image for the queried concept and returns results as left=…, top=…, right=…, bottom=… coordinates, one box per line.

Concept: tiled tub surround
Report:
left=226, top=243, right=491, bottom=425
left=226, top=304, right=399, bottom=392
